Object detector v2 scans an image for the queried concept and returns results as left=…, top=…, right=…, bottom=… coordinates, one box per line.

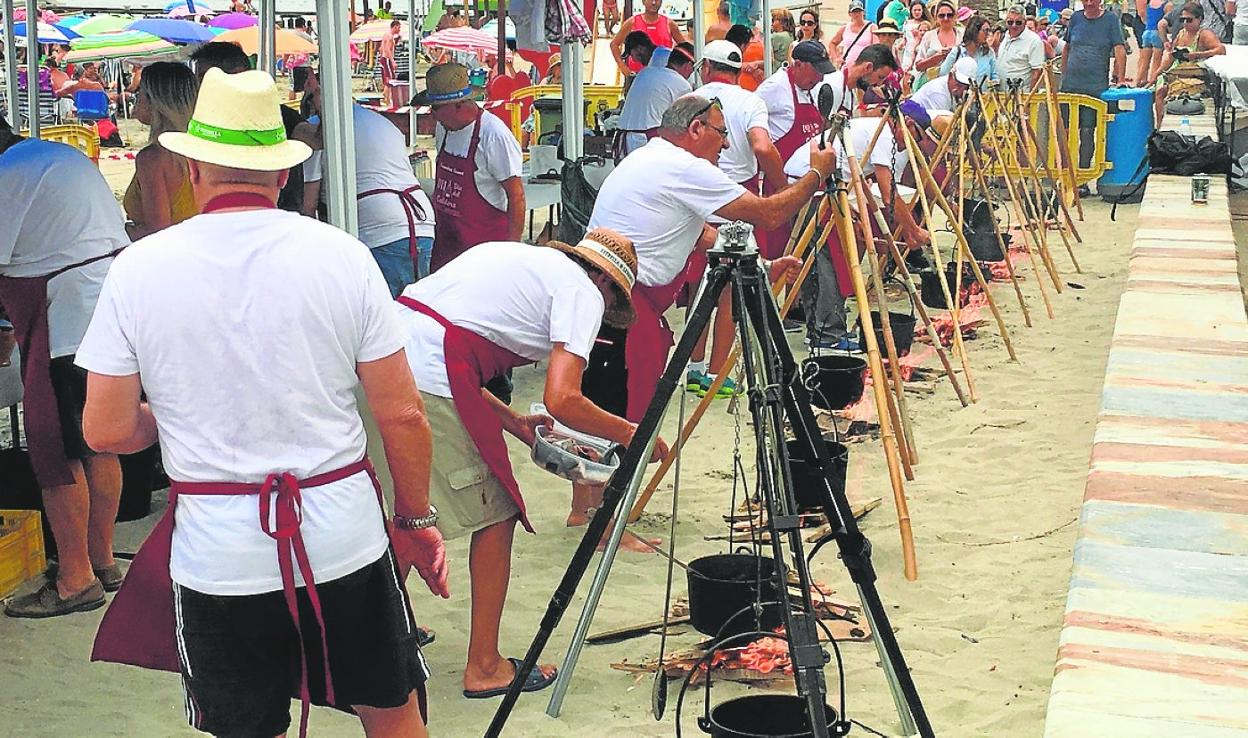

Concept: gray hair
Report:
left=1006, top=5, right=1026, bottom=15
left=659, top=94, right=715, bottom=133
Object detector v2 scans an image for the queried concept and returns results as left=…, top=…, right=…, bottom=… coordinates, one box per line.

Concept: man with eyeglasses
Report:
left=583, top=93, right=835, bottom=424
left=997, top=5, right=1048, bottom=89
left=1060, top=0, right=1127, bottom=181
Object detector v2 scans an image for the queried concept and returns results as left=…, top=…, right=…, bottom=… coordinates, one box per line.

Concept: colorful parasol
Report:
left=164, top=0, right=219, bottom=12
left=127, top=18, right=217, bottom=44
left=71, top=14, right=134, bottom=36
left=348, top=19, right=409, bottom=43
left=65, top=29, right=178, bottom=63
left=208, top=12, right=258, bottom=29
left=214, top=26, right=317, bottom=55
left=420, top=26, right=501, bottom=57
left=5, top=21, right=80, bottom=44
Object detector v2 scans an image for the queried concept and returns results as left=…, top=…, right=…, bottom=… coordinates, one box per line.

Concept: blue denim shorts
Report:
left=370, top=236, right=434, bottom=298
left=1141, top=30, right=1163, bottom=48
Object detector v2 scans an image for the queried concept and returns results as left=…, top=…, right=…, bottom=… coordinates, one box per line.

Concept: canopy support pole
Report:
left=317, top=0, right=359, bottom=235
left=692, top=0, right=703, bottom=57
left=762, top=0, right=772, bottom=77
left=561, top=41, right=583, bottom=162
left=2, top=0, right=17, bottom=129
left=24, top=0, right=36, bottom=138
left=259, top=0, right=276, bottom=76
left=497, top=0, right=506, bottom=74
left=408, top=0, right=417, bottom=140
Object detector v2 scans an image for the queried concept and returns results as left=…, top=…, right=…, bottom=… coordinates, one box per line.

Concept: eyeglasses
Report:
left=1180, top=15, right=1197, bottom=22
left=937, top=12, right=954, bottom=18
left=1005, top=19, right=1024, bottom=25
left=691, top=96, right=724, bottom=121
left=800, top=19, right=816, bottom=25
left=705, top=123, right=730, bottom=139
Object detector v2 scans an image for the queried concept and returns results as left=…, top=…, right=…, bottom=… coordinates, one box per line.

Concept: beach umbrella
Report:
left=209, top=12, right=258, bottom=30
left=127, top=18, right=216, bottom=44
left=479, top=16, right=516, bottom=39
left=65, top=29, right=178, bottom=63
left=349, top=19, right=409, bottom=43
left=72, top=14, right=134, bottom=36
left=215, top=26, right=316, bottom=55
left=164, top=0, right=219, bottom=12
left=166, top=5, right=216, bottom=19
left=5, top=21, right=80, bottom=44
left=420, top=26, right=500, bottom=57
left=56, top=15, right=90, bottom=29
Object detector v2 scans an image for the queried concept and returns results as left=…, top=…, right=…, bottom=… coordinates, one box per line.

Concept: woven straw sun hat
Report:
left=546, top=228, right=638, bottom=328
left=411, top=62, right=481, bottom=107
left=160, top=68, right=310, bottom=171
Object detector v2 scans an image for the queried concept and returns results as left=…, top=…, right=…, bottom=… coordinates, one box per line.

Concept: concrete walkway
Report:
left=1043, top=162, right=1248, bottom=736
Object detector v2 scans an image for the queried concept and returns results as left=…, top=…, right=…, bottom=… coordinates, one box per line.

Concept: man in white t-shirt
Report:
left=997, top=6, right=1048, bottom=88
left=909, top=56, right=976, bottom=121
left=303, top=103, right=435, bottom=296
left=583, top=93, right=834, bottom=420
left=612, top=42, right=695, bottom=161
left=694, top=39, right=786, bottom=191
left=73, top=69, right=447, bottom=738
left=414, top=63, right=525, bottom=274
left=0, top=112, right=128, bottom=619
left=387, top=231, right=667, bottom=697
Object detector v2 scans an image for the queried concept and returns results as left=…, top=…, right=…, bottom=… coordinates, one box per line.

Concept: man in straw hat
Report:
left=75, top=69, right=447, bottom=738
left=0, top=110, right=128, bottom=619
left=384, top=229, right=668, bottom=698
left=413, top=63, right=525, bottom=275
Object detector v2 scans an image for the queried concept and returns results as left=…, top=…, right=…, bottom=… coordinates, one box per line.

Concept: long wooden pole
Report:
left=1001, top=91, right=1064, bottom=292
left=1043, top=64, right=1085, bottom=224
left=964, top=143, right=1032, bottom=328
left=1014, top=87, right=1082, bottom=274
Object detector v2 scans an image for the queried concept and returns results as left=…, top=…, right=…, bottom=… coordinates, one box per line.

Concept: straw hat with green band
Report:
left=161, top=68, right=310, bottom=172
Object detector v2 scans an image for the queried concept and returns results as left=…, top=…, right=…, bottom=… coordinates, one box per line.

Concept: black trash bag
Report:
left=558, top=156, right=608, bottom=245
left=1148, top=131, right=1232, bottom=176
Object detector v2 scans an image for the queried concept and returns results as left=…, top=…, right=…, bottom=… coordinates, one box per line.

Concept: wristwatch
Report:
left=394, top=506, right=439, bottom=530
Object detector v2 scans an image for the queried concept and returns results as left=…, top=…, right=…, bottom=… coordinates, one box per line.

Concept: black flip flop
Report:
left=462, top=657, right=557, bottom=699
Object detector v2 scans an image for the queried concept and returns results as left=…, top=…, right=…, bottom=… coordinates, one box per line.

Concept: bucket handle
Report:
left=799, top=359, right=838, bottom=417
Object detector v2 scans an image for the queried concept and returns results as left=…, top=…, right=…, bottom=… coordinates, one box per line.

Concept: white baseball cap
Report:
left=951, top=56, right=978, bottom=85
left=701, top=39, right=743, bottom=69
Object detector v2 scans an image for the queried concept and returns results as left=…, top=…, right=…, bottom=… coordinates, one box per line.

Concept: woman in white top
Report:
left=901, top=0, right=930, bottom=70
left=913, top=0, right=961, bottom=86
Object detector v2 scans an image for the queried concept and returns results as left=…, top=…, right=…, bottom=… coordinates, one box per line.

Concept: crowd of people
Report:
left=0, top=0, right=1239, bottom=734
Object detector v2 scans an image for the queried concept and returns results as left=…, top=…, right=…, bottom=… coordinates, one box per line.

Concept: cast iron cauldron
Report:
left=702, top=695, right=840, bottom=738
left=686, top=554, right=783, bottom=639
left=799, top=355, right=866, bottom=411
left=855, top=309, right=917, bottom=356
left=919, top=262, right=975, bottom=311
left=785, top=438, right=848, bottom=510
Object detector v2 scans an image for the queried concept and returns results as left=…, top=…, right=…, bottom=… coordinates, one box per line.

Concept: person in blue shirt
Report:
left=1060, top=0, right=1126, bottom=181
left=939, top=15, right=1000, bottom=82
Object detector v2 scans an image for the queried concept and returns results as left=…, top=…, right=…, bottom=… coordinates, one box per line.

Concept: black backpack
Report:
left=1148, top=130, right=1233, bottom=175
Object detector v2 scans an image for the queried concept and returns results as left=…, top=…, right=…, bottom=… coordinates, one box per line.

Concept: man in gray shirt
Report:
left=1060, top=0, right=1127, bottom=177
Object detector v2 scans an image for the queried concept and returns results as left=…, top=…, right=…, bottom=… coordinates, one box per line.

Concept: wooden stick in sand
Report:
left=1013, top=86, right=1083, bottom=274
left=898, top=117, right=1019, bottom=363
left=827, top=139, right=918, bottom=580
left=627, top=191, right=840, bottom=524
left=1042, top=64, right=1085, bottom=225
left=963, top=142, right=1033, bottom=327
left=976, top=89, right=1061, bottom=312
left=998, top=91, right=1064, bottom=292
left=842, top=127, right=919, bottom=469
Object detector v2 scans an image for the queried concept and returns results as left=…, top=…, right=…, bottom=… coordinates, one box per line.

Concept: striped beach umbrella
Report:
left=72, top=14, right=134, bottom=36
left=349, top=19, right=409, bottom=43
left=127, top=18, right=216, bottom=44
left=5, top=21, right=80, bottom=44
left=65, top=29, right=178, bottom=63
left=164, top=0, right=219, bottom=12
left=420, top=26, right=500, bottom=57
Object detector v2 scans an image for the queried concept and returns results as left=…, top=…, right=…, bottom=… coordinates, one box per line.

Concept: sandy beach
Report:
left=0, top=118, right=1140, bottom=737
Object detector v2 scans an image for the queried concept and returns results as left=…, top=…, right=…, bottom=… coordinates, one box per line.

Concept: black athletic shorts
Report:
left=174, top=550, right=429, bottom=738
left=48, top=355, right=92, bottom=460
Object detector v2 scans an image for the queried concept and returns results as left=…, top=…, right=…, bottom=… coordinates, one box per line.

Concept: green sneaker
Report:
left=686, top=369, right=708, bottom=394
left=697, top=374, right=741, bottom=399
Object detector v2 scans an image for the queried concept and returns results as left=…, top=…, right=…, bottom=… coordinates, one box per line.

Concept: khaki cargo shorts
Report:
left=423, top=393, right=521, bottom=540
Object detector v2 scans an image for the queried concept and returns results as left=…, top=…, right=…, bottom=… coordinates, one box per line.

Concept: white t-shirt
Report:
left=755, top=67, right=815, bottom=141
left=352, top=105, right=435, bottom=247
left=996, top=29, right=1046, bottom=83
left=616, top=64, right=692, bottom=155
left=588, top=137, right=746, bottom=287
left=812, top=70, right=857, bottom=118
left=396, top=242, right=605, bottom=398
left=783, top=117, right=909, bottom=183
left=75, top=210, right=401, bottom=596
left=693, top=81, right=770, bottom=183
left=434, top=111, right=523, bottom=212
left=909, top=75, right=955, bottom=115
left=0, top=139, right=129, bottom=358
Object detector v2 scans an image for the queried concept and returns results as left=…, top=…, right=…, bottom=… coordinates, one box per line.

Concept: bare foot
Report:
left=595, top=530, right=662, bottom=554
left=463, top=656, right=556, bottom=696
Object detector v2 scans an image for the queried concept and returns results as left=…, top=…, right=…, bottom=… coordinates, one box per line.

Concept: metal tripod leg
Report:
left=859, top=583, right=919, bottom=736
left=545, top=406, right=666, bottom=718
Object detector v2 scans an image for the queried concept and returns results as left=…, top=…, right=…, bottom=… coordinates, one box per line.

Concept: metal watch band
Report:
left=394, top=506, right=439, bottom=530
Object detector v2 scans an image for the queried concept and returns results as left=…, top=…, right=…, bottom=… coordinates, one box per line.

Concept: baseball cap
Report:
left=952, top=56, right=977, bottom=84
left=791, top=40, right=835, bottom=74
left=899, top=100, right=931, bottom=130
left=701, top=39, right=743, bottom=68
left=848, top=0, right=865, bottom=10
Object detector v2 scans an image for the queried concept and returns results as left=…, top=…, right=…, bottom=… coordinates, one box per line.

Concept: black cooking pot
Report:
left=686, top=554, right=783, bottom=639
left=919, top=263, right=975, bottom=311
left=702, top=695, right=839, bottom=738
left=855, top=310, right=917, bottom=356
left=785, top=438, right=848, bottom=510
left=799, top=355, right=866, bottom=411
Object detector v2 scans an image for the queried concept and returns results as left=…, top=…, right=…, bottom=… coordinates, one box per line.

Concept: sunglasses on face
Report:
left=937, top=12, right=954, bottom=19
left=1180, top=15, right=1197, bottom=22
left=800, top=19, right=816, bottom=25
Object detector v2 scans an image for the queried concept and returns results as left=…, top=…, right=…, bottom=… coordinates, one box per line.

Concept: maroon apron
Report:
left=760, top=68, right=825, bottom=260
left=622, top=251, right=705, bottom=422
left=430, top=112, right=510, bottom=274
left=611, top=127, right=659, bottom=164
left=90, top=194, right=421, bottom=737
left=0, top=249, right=121, bottom=489
left=396, top=297, right=536, bottom=532
left=357, top=184, right=429, bottom=268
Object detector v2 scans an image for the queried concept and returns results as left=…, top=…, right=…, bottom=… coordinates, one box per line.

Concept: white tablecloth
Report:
left=1204, top=46, right=1248, bottom=112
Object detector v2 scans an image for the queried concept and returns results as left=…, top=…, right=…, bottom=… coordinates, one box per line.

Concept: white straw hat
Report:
left=160, top=68, right=310, bottom=172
